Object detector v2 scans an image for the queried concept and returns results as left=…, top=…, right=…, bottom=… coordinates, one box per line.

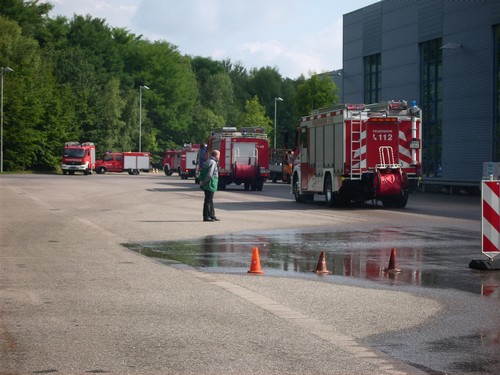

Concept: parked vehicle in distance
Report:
left=205, top=127, right=269, bottom=191
left=95, top=152, right=150, bottom=175
left=269, top=148, right=293, bottom=183
left=61, top=142, right=96, bottom=175
left=179, top=144, right=200, bottom=179
left=162, top=149, right=181, bottom=176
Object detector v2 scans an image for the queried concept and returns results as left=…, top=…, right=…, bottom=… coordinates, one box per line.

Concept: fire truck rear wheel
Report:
left=97, top=167, right=106, bottom=174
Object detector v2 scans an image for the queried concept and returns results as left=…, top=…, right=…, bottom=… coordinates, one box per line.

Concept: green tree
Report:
left=296, top=73, right=339, bottom=116
left=0, top=0, right=53, bottom=39
left=0, top=16, right=74, bottom=171
left=94, top=78, right=126, bottom=153
left=123, top=39, right=198, bottom=150
left=200, top=71, right=236, bottom=124
left=238, top=96, right=272, bottom=135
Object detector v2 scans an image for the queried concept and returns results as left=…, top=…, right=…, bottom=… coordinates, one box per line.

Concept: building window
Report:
left=364, top=54, right=381, bottom=103
left=420, top=39, right=442, bottom=178
left=494, top=25, right=500, bottom=161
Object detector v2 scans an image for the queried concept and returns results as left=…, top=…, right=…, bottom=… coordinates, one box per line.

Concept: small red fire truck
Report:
left=162, top=149, right=181, bottom=176
left=205, top=127, right=269, bottom=191
left=179, top=143, right=200, bottom=179
left=62, top=142, right=96, bottom=175
left=292, top=100, right=422, bottom=208
left=95, top=152, right=150, bottom=175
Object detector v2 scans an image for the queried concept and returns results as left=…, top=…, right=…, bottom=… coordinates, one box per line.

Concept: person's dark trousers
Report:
left=203, top=190, right=215, bottom=220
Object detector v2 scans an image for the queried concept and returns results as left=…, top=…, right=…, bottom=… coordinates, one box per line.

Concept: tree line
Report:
left=0, top=0, right=338, bottom=171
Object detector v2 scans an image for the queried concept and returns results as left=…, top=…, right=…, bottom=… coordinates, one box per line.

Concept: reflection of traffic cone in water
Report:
left=314, top=251, right=331, bottom=275
left=248, top=247, right=264, bottom=274
left=384, top=248, right=402, bottom=273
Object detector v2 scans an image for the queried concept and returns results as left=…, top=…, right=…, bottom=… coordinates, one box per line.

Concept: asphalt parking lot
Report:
left=1, top=173, right=497, bottom=374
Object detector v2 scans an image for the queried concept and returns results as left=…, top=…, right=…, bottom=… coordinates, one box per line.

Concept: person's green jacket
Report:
left=199, top=157, right=219, bottom=192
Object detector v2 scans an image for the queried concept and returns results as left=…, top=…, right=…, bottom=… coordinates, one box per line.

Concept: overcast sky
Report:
left=49, top=0, right=378, bottom=79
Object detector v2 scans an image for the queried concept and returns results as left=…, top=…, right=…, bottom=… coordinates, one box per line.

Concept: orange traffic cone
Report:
left=314, top=251, right=331, bottom=275
left=248, top=247, right=264, bottom=274
left=384, top=248, right=402, bottom=273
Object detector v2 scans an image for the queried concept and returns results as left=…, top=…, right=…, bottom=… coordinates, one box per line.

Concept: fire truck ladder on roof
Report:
left=350, top=114, right=363, bottom=180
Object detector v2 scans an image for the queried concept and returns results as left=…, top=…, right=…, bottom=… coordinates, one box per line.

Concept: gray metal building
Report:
left=342, top=0, right=500, bottom=190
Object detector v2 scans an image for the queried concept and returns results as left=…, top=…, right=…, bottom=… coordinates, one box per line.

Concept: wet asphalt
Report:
left=1, top=173, right=499, bottom=374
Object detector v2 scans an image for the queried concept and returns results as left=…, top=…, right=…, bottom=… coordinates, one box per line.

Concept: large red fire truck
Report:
left=292, top=100, right=422, bottom=208
left=62, top=142, right=96, bottom=175
left=205, top=127, right=269, bottom=191
left=95, top=152, right=150, bottom=175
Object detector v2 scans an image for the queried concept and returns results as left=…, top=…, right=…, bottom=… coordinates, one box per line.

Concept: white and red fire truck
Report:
left=62, top=141, right=96, bottom=175
left=292, top=100, right=422, bottom=208
left=162, top=149, right=181, bottom=176
left=205, top=127, right=269, bottom=191
left=95, top=152, right=150, bottom=175
left=179, top=143, right=200, bottom=179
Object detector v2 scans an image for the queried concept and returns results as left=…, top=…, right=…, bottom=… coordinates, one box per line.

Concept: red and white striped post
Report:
left=470, top=180, right=500, bottom=270
left=482, top=180, right=500, bottom=259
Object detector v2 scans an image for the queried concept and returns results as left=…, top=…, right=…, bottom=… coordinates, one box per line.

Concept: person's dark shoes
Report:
left=203, top=218, right=214, bottom=222
left=211, top=217, right=220, bottom=221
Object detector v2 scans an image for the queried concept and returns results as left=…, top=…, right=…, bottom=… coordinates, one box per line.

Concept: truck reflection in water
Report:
left=125, top=227, right=499, bottom=299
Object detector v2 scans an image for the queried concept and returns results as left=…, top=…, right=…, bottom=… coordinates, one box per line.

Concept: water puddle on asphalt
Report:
left=124, top=227, right=500, bottom=300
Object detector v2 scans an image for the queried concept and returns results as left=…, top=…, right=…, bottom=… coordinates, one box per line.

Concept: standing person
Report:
left=199, top=150, right=220, bottom=222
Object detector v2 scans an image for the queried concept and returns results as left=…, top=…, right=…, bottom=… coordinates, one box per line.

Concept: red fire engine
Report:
left=205, top=127, right=269, bottom=191
left=179, top=143, right=200, bottom=179
left=95, top=152, right=150, bottom=175
left=292, top=100, right=422, bottom=208
left=62, top=142, right=96, bottom=175
left=162, top=149, right=181, bottom=176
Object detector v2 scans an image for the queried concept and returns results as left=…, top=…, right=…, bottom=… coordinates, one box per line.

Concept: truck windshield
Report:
left=64, top=148, right=85, bottom=158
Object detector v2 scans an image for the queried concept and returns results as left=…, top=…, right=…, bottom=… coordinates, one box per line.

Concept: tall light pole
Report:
left=274, top=97, right=283, bottom=149
left=1, top=67, right=13, bottom=173
left=139, top=85, right=149, bottom=152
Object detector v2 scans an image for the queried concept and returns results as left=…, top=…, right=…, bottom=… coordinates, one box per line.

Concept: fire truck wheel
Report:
left=69, top=171, right=75, bottom=175
left=244, top=183, right=250, bottom=190
left=97, top=167, right=106, bottom=174
left=132, top=169, right=139, bottom=175
left=293, top=175, right=306, bottom=203
left=256, top=184, right=263, bottom=191
left=324, top=176, right=334, bottom=207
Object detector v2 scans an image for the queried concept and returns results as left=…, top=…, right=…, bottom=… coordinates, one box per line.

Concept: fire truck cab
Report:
left=292, top=100, right=422, bottom=208
left=62, top=142, right=96, bottom=175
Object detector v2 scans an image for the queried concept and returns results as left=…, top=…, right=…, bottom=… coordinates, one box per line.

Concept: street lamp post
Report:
left=1, top=66, right=13, bottom=173
left=274, top=97, right=283, bottom=149
left=139, top=85, right=149, bottom=152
